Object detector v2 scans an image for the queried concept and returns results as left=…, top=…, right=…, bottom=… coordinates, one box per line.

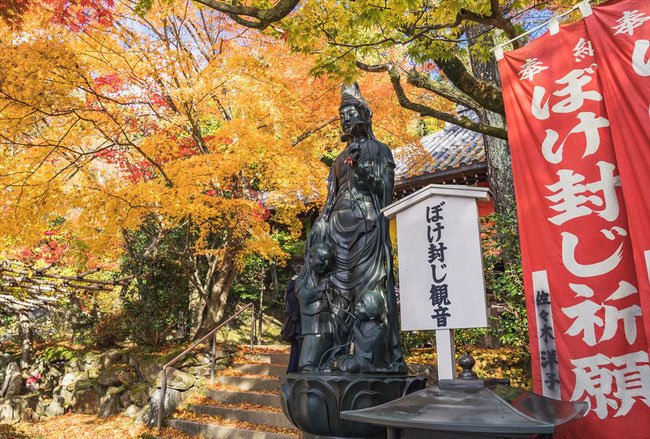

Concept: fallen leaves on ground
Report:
left=231, top=356, right=288, bottom=366
left=185, top=395, right=282, bottom=413
left=219, top=367, right=274, bottom=379
left=0, top=423, right=30, bottom=439
left=174, top=409, right=297, bottom=437
left=6, top=414, right=199, bottom=439
left=205, top=382, right=279, bottom=395
left=239, top=345, right=290, bottom=354
left=406, top=346, right=532, bottom=389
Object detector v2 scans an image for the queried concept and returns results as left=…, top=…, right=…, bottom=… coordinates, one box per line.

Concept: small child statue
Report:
left=298, top=242, right=337, bottom=371
left=337, top=289, right=392, bottom=374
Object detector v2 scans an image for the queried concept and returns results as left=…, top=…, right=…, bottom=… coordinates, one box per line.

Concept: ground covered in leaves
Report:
left=406, top=346, right=532, bottom=389
left=2, top=414, right=199, bottom=439
left=185, top=394, right=283, bottom=413
left=173, top=408, right=297, bottom=437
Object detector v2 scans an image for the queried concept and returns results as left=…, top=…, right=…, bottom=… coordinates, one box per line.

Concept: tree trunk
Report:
left=482, top=113, right=515, bottom=214
left=270, top=263, right=279, bottom=302
left=258, top=285, right=264, bottom=346
left=194, top=251, right=239, bottom=338
left=188, top=283, right=205, bottom=339
left=467, top=27, right=516, bottom=214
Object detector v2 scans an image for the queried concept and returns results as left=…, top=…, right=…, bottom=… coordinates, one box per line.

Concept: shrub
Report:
left=119, top=219, right=191, bottom=346
left=89, top=312, right=128, bottom=349
left=481, top=200, right=529, bottom=348
left=120, top=255, right=189, bottom=346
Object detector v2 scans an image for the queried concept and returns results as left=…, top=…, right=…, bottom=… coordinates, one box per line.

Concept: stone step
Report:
left=241, top=352, right=290, bottom=364
left=232, top=364, right=287, bottom=377
left=215, top=375, right=280, bottom=392
left=250, top=345, right=290, bottom=352
left=168, top=419, right=295, bottom=439
left=204, top=389, right=281, bottom=408
left=187, top=404, right=295, bottom=430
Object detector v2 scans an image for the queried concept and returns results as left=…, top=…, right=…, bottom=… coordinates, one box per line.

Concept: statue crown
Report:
left=340, top=81, right=372, bottom=120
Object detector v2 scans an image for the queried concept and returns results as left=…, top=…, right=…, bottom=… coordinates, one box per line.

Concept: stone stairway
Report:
left=164, top=347, right=297, bottom=439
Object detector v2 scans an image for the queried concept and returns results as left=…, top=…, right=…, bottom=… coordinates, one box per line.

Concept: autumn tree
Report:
left=0, top=0, right=418, bottom=337
left=180, top=0, right=578, bottom=212
left=0, top=0, right=115, bottom=30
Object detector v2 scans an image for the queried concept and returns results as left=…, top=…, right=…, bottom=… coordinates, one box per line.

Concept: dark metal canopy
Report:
left=341, top=383, right=588, bottom=436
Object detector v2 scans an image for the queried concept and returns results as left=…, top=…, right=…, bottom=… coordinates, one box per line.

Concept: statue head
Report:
left=290, top=259, right=304, bottom=276
left=309, top=242, right=335, bottom=277
left=354, top=290, right=387, bottom=322
left=340, top=82, right=372, bottom=141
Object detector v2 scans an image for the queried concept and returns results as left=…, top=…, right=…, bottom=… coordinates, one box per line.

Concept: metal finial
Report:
left=458, top=352, right=478, bottom=380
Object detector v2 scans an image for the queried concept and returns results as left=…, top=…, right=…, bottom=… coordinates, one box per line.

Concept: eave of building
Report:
left=394, top=161, right=488, bottom=198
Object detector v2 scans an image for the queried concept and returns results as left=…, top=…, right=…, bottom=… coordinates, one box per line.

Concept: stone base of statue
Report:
left=280, top=372, right=426, bottom=439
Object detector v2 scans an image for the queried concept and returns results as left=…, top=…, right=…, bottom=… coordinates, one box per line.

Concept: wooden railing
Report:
left=156, top=303, right=256, bottom=431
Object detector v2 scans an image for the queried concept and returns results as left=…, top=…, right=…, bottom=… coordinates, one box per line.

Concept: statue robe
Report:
left=308, top=136, right=402, bottom=366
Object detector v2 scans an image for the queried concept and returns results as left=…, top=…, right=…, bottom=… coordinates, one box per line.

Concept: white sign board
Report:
left=384, top=185, right=489, bottom=331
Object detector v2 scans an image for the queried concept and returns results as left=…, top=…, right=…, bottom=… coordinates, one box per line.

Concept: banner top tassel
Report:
left=549, top=17, right=560, bottom=35
left=578, top=0, right=593, bottom=17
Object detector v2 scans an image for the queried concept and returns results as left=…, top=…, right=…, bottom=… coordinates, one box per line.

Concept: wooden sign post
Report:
left=383, top=184, right=490, bottom=380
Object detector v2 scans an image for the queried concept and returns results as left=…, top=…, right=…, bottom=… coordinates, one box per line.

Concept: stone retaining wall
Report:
left=0, top=346, right=235, bottom=424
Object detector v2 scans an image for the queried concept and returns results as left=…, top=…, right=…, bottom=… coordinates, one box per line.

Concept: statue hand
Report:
left=347, top=142, right=361, bottom=163
left=318, top=276, right=330, bottom=290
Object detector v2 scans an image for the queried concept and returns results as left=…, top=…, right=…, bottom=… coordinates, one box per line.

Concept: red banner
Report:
left=499, top=11, right=650, bottom=439
left=584, top=0, right=650, bottom=353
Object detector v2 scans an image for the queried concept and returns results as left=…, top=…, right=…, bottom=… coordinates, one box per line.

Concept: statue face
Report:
left=355, top=291, right=384, bottom=322
left=311, top=245, right=334, bottom=277
left=339, top=105, right=364, bottom=136
left=354, top=298, right=370, bottom=321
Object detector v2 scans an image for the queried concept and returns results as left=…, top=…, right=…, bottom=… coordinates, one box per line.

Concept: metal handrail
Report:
left=156, top=302, right=256, bottom=431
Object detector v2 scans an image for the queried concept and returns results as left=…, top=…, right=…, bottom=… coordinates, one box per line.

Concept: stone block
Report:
left=0, top=362, right=22, bottom=398
left=69, top=385, right=101, bottom=414
left=0, top=395, right=38, bottom=422
left=135, top=356, right=163, bottom=384
left=129, top=382, right=152, bottom=407
left=148, top=389, right=181, bottom=428
left=44, top=396, right=65, bottom=417
left=61, top=371, right=88, bottom=390
left=123, top=404, right=140, bottom=419
left=134, top=403, right=150, bottom=425
left=82, top=352, right=102, bottom=373
left=100, top=349, right=123, bottom=369
left=99, top=365, right=136, bottom=387
left=155, top=368, right=195, bottom=391
left=98, top=387, right=121, bottom=418
left=407, top=363, right=438, bottom=387
left=120, top=390, right=131, bottom=408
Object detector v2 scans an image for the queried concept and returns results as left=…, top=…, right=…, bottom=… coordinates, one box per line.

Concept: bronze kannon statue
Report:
left=296, top=82, right=406, bottom=374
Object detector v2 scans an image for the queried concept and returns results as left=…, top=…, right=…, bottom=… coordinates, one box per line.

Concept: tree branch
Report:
left=460, top=6, right=522, bottom=49
left=405, top=68, right=482, bottom=113
left=356, top=63, right=507, bottom=139
left=433, top=56, right=505, bottom=115
left=193, top=0, right=300, bottom=30
left=291, top=117, right=337, bottom=146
